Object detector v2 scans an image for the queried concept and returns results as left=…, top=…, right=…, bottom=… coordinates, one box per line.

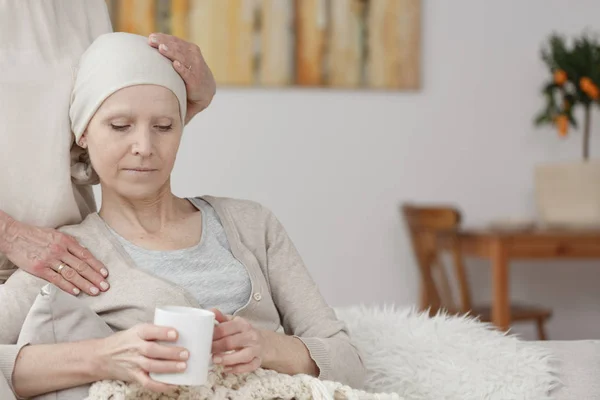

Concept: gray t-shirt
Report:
left=109, top=198, right=252, bottom=315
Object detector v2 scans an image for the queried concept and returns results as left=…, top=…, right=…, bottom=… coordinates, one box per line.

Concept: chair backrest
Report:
left=402, top=204, right=472, bottom=315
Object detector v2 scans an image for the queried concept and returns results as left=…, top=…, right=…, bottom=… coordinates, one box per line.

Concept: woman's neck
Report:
left=98, top=184, right=191, bottom=235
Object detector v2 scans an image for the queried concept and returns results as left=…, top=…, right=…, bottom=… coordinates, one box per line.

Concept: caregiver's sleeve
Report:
left=262, top=207, right=366, bottom=389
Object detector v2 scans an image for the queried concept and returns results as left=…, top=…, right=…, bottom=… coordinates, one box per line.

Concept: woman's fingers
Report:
left=211, top=308, right=230, bottom=324
left=212, top=316, right=248, bottom=341
left=139, top=341, right=189, bottom=362
left=136, top=324, right=179, bottom=342
left=100, top=325, right=190, bottom=393
left=135, top=325, right=189, bottom=365
left=138, top=356, right=187, bottom=374
left=132, top=370, right=177, bottom=393
left=223, top=357, right=262, bottom=374
left=214, top=347, right=259, bottom=368
left=213, top=330, right=258, bottom=355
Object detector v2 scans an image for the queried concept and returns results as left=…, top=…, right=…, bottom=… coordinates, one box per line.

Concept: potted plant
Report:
left=534, top=32, right=600, bottom=227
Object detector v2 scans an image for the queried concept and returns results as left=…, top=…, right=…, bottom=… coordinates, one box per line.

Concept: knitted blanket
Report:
left=85, top=367, right=401, bottom=400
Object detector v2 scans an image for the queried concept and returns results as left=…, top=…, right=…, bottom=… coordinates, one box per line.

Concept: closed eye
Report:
left=156, top=125, right=173, bottom=132
left=110, top=124, right=130, bottom=132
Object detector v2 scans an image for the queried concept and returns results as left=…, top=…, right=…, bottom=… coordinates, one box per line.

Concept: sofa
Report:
left=537, top=340, right=600, bottom=399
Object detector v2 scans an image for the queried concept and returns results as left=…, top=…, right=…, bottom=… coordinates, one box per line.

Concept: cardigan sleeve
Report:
left=0, top=271, right=43, bottom=397
left=0, top=344, right=27, bottom=397
left=262, top=206, right=366, bottom=389
left=0, top=271, right=44, bottom=345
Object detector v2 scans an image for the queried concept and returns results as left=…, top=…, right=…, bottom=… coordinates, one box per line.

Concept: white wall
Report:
left=100, top=0, right=600, bottom=340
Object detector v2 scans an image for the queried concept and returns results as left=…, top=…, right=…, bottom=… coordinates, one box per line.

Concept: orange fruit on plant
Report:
left=586, top=83, right=600, bottom=100
left=554, top=70, right=567, bottom=85
left=554, top=115, right=568, bottom=137
left=580, top=77, right=593, bottom=90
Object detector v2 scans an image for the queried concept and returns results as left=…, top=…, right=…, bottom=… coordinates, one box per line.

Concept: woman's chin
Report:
left=106, top=182, right=170, bottom=200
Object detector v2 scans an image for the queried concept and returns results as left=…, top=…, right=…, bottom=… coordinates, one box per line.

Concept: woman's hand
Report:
left=211, top=309, right=265, bottom=374
left=147, top=33, right=216, bottom=124
left=95, top=323, right=190, bottom=393
left=0, top=212, right=109, bottom=296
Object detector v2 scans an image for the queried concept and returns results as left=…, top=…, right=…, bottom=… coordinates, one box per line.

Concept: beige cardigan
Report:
left=0, top=196, right=366, bottom=391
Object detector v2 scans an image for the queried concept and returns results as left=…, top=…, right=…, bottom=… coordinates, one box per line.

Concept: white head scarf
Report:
left=69, top=32, right=187, bottom=144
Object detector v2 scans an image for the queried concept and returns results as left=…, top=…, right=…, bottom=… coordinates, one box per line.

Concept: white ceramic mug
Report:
left=150, top=306, right=215, bottom=386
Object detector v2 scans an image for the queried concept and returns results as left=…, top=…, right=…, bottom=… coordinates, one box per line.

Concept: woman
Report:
left=1, top=33, right=366, bottom=399
left=0, top=1, right=213, bottom=398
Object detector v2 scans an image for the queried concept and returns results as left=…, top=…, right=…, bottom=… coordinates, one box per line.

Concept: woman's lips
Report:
left=123, top=168, right=157, bottom=173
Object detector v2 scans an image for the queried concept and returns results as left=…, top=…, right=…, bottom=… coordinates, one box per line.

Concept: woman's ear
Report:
left=78, top=131, right=88, bottom=149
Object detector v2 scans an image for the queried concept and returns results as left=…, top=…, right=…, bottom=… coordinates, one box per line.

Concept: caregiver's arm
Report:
left=261, top=207, right=367, bottom=388
left=11, top=324, right=189, bottom=398
left=0, top=210, right=108, bottom=295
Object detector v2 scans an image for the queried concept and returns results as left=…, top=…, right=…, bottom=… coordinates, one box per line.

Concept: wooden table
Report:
left=446, top=227, right=600, bottom=331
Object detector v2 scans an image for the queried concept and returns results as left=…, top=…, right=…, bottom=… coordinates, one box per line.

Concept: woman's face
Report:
left=80, top=85, right=183, bottom=199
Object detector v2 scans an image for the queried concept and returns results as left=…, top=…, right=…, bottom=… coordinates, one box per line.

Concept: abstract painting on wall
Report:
left=105, top=0, right=421, bottom=90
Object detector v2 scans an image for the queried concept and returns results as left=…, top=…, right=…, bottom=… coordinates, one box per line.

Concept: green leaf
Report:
left=543, top=82, right=557, bottom=94
left=567, top=110, right=578, bottom=128
left=534, top=112, right=550, bottom=125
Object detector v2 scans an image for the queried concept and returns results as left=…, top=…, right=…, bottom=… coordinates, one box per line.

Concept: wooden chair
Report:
left=402, top=203, right=552, bottom=340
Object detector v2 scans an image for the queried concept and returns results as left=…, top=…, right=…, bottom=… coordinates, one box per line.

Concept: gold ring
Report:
left=56, top=263, right=66, bottom=274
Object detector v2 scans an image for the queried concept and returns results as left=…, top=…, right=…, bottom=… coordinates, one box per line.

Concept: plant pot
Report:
left=535, top=161, right=600, bottom=227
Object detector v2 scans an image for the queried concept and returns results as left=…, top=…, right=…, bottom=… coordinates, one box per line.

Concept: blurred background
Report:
left=98, top=0, right=600, bottom=341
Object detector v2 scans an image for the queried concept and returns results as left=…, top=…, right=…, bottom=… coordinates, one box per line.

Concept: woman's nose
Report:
left=131, top=130, right=153, bottom=157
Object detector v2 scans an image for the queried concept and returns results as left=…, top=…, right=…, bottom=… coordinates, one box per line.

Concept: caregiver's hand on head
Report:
left=0, top=210, right=109, bottom=296
left=96, top=323, right=189, bottom=393
left=211, top=309, right=265, bottom=374
left=148, top=33, right=216, bottom=124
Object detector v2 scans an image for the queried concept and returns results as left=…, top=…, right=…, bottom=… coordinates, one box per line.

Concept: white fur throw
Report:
left=85, top=306, right=559, bottom=400
left=335, top=305, right=560, bottom=400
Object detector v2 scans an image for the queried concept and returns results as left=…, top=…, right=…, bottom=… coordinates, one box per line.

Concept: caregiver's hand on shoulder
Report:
left=148, top=33, right=216, bottom=124
left=211, top=309, right=265, bottom=374
left=95, top=324, right=189, bottom=393
left=0, top=211, right=109, bottom=296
